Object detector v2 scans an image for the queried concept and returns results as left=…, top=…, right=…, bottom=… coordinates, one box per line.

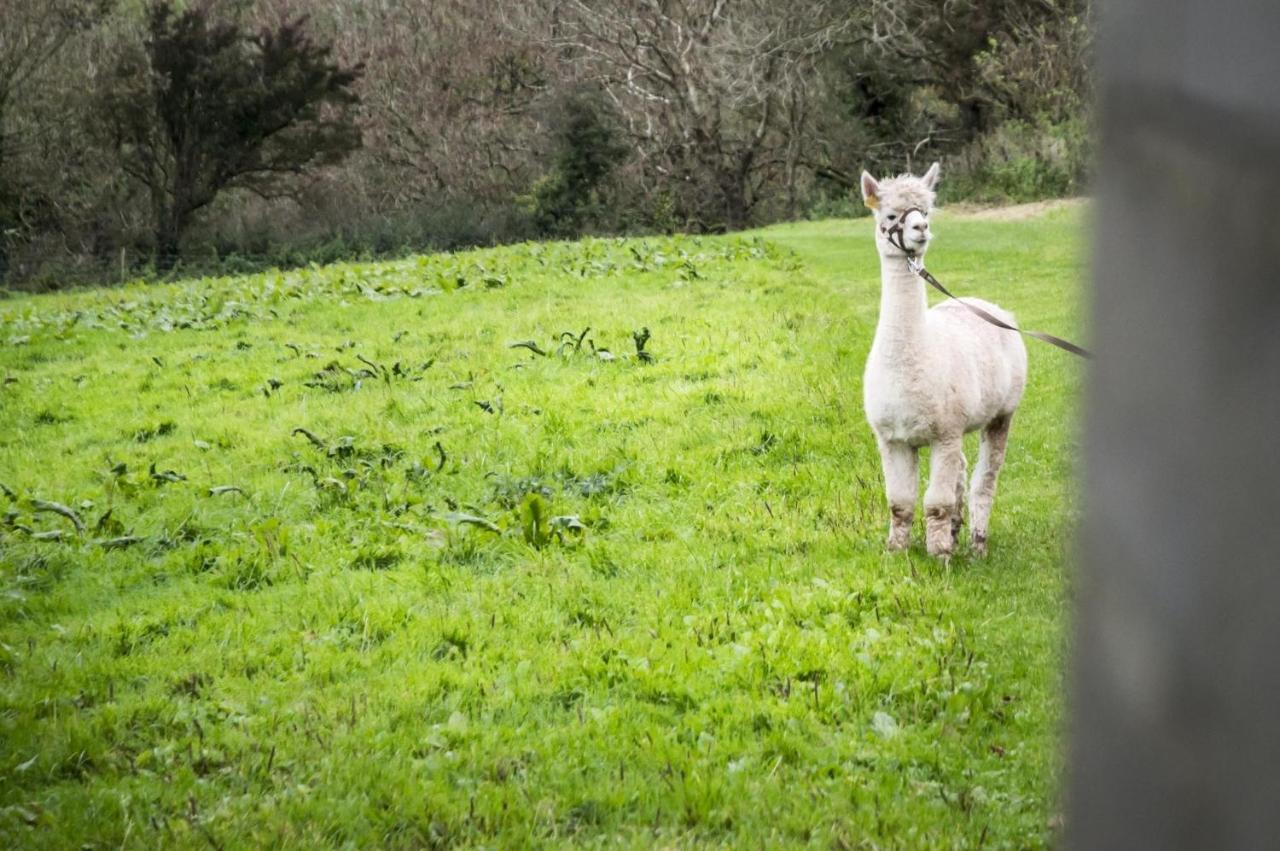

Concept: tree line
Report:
left=0, top=0, right=1092, bottom=288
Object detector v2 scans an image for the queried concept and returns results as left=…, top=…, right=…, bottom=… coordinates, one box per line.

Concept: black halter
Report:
left=882, top=206, right=926, bottom=255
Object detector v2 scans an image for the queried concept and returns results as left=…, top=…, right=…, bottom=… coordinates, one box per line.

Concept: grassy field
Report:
left=0, top=208, right=1085, bottom=848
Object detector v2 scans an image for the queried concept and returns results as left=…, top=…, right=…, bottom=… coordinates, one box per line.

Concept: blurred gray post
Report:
left=1073, top=0, right=1280, bottom=847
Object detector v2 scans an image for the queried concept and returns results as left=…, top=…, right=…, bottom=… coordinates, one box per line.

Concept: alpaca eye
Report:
left=887, top=214, right=897, bottom=221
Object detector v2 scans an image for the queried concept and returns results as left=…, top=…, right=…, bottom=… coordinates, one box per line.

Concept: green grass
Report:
left=0, top=209, right=1086, bottom=848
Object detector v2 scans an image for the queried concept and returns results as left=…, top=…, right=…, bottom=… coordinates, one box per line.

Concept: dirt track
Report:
left=944, top=197, right=1088, bottom=220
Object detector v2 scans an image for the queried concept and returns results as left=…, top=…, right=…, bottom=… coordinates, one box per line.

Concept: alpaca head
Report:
left=860, top=163, right=941, bottom=259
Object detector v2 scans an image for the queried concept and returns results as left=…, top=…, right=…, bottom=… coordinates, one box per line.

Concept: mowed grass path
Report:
left=0, top=209, right=1085, bottom=848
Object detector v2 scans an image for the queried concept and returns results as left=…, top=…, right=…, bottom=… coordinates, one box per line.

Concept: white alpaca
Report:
left=860, top=164, right=1027, bottom=557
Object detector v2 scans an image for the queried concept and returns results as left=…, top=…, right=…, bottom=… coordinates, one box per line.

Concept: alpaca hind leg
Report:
left=877, top=437, right=918, bottom=551
left=969, top=416, right=1012, bottom=556
left=924, top=437, right=965, bottom=557
left=952, top=451, right=967, bottom=545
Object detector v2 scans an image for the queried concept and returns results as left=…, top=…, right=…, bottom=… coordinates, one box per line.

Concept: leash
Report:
left=881, top=207, right=1092, bottom=360
left=906, top=257, right=1093, bottom=359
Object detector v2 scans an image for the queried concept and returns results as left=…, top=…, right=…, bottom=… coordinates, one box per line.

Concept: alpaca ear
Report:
left=860, top=171, right=880, bottom=209
left=922, top=161, right=941, bottom=190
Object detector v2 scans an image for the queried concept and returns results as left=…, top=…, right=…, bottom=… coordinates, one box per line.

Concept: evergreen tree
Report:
left=532, top=89, right=627, bottom=237
left=103, top=3, right=361, bottom=270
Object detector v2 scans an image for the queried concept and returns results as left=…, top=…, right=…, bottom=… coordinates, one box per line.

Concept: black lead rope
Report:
left=881, top=207, right=1092, bottom=359
left=906, top=256, right=1093, bottom=360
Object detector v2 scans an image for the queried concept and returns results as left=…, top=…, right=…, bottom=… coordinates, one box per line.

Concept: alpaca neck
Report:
left=873, top=255, right=928, bottom=354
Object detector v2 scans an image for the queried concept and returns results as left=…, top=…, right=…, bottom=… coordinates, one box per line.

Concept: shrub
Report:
left=941, top=118, right=1091, bottom=204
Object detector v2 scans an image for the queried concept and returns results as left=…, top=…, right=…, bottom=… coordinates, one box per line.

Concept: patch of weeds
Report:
left=179, top=542, right=220, bottom=576
left=488, top=753, right=533, bottom=784
left=349, top=546, right=402, bottom=571
left=750, top=431, right=779, bottom=456
left=215, top=549, right=276, bottom=591
left=562, top=466, right=630, bottom=499
left=309, top=473, right=359, bottom=509
left=562, top=799, right=610, bottom=834
left=489, top=474, right=554, bottom=509
left=509, top=325, right=651, bottom=364
left=568, top=603, right=612, bottom=632
left=33, top=408, right=74, bottom=426
left=212, top=519, right=291, bottom=590
left=133, top=420, right=177, bottom=443
left=304, top=360, right=361, bottom=393
left=437, top=510, right=501, bottom=534
left=304, top=356, right=433, bottom=393
left=551, top=688, right=585, bottom=710
left=93, top=507, right=127, bottom=538
left=147, top=462, right=187, bottom=485
left=170, top=672, right=210, bottom=699
left=329, top=606, right=396, bottom=651
left=2, top=548, right=75, bottom=595
left=663, top=467, right=691, bottom=487
left=519, top=493, right=584, bottom=549
left=111, top=616, right=173, bottom=657
left=435, top=533, right=502, bottom=572
left=292, top=428, right=402, bottom=468
left=586, top=543, right=621, bottom=578
left=632, top=327, right=653, bottom=363
left=640, top=688, right=698, bottom=712
left=356, top=353, right=434, bottom=386
left=430, top=629, right=470, bottom=661
left=406, top=442, right=448, bottom=482
left=51, top=749, right=100, bottom=782
left=0, top=642, right=16, bottom=675
left=252, top=517, right=289, bottom=559
left=156, top=518, right=212, bottom=550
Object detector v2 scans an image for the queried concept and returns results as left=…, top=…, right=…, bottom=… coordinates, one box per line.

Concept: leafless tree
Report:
left=532, top=0, right=851, bottom=230
left=293, top=0, right=554, bottom=211
left=0, top=1, right=109, bottom=132
left=0, top=1, right=112, bottom=273
left=856, top=0, right=1091, bottom=132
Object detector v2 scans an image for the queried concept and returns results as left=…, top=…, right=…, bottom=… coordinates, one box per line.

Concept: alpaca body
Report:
left=859, top=164, right=1027, bottom=556
left=864, top=277, right=1026, bottom=447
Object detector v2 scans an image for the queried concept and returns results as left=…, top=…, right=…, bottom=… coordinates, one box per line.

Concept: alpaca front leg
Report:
left=877, top=437, right=918, bottom=551
left=925, top=437, right=965, bottom=557
left=969, top=416, right=1012, bottom=556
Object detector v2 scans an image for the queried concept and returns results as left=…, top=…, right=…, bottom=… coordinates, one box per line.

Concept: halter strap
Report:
left=882, top=206, right=925, bottom=254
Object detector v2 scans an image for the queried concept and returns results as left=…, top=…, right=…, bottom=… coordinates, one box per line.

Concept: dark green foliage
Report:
left=531, top=88, right=628, bottom=237
left=101, top=2, right=362, bottom=270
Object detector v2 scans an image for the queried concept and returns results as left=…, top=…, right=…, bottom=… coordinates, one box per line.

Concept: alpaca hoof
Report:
left=926, top=537, right=955, bottom=558
left=887, top=511, right=912, bottom=551
left=925, top=507, right=954, bottom=557
left=970, top=532, right=988, bottom=557
left=925, top=525, right=955, bottom=557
